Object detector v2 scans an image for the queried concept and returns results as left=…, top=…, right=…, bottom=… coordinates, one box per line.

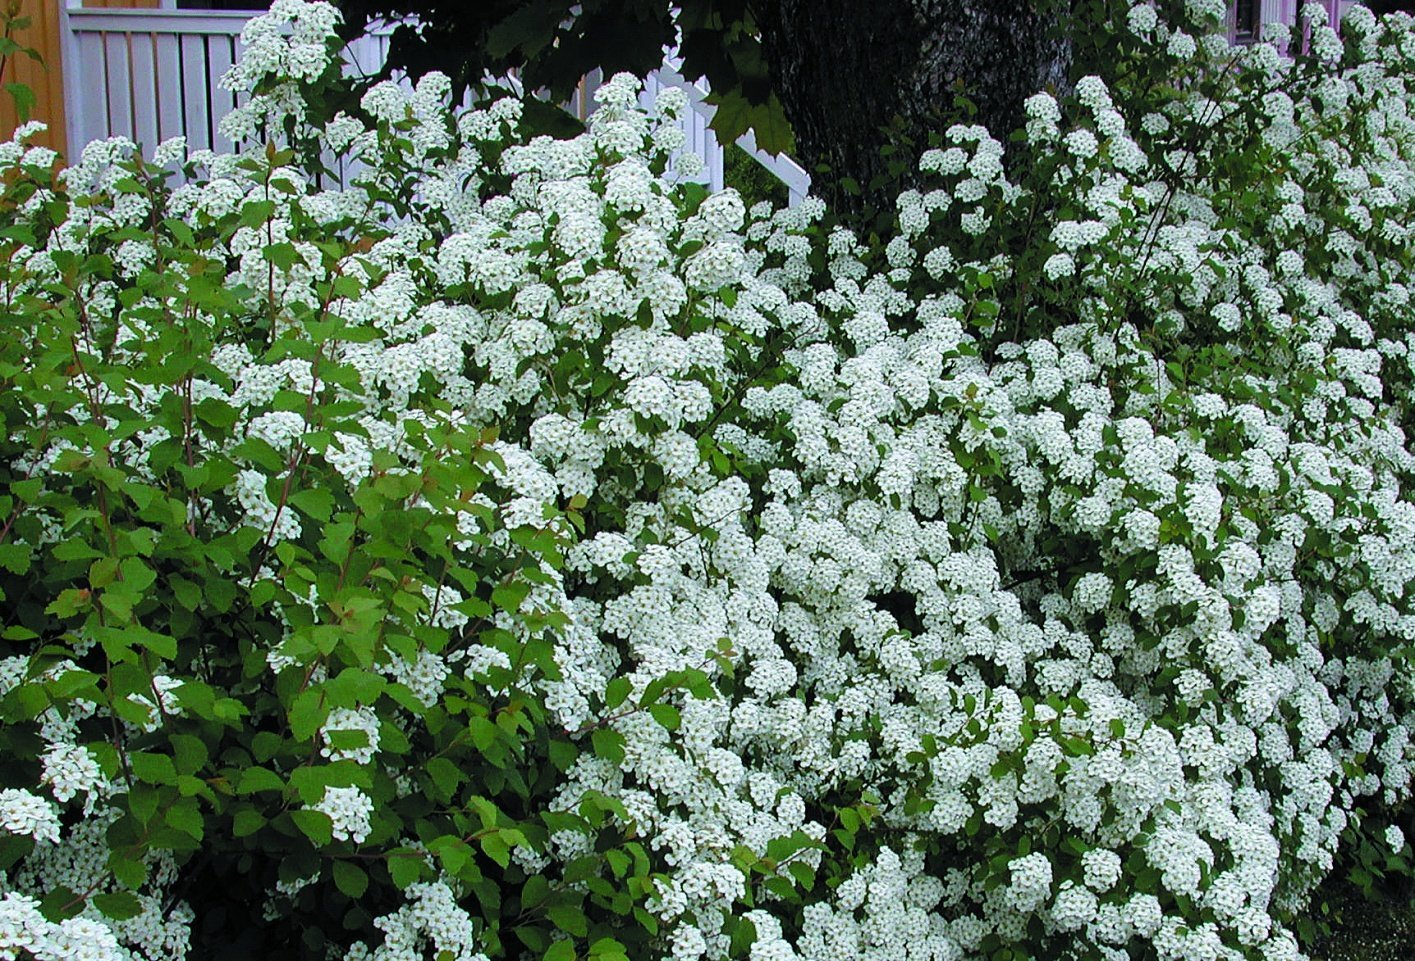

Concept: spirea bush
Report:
left=3, top=1, right=1415, bottom=959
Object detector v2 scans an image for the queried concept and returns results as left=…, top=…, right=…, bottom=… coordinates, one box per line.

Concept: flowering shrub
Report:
left=3, top=1, right=1415, bottom=959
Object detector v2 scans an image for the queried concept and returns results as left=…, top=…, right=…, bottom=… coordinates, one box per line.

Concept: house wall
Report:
left=0, top=0, right=159, bottom=159
left=0, top=0, right=70, bottom=156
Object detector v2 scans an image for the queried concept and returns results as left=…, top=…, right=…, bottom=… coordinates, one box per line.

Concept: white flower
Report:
left=1385, top=824, right=1405, bottom=853
left=312, top=786, right=374, bottom=844
left=1127, top=2, right=1158, bottom=35
left=40, top=744, right=105, bottom=805
left=1083, top=848, right=1123, bottom=891
left=0, top=789, right=60, bottom=844
left=1007, top=852, right=1053, bottom=911
left=321, top=706, right=381, bottom=764
left=1063, top=129, right=1099, bottom=160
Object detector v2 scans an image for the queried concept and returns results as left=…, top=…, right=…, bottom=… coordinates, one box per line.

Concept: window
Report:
left=1233, top=0, right=1261, bottom=43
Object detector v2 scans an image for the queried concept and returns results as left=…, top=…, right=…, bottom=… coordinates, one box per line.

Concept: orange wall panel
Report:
left=0, top=0, right=68, bottom=158
left=0, top=0, right=160, bottom=162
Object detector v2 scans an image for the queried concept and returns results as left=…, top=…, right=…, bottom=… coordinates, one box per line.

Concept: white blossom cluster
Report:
left=0, top=789, right=60, bottom=845
left=0, top=893, right=126, bottom=961
left=320, top=706, right=381, bottom=764
left=311, top=785, right=374, bottom=844
left=217, top=0, right=341, bottom=144
left=4, top=1, right=1415, bottom=959
left=344, top=882, right=488, bottom=961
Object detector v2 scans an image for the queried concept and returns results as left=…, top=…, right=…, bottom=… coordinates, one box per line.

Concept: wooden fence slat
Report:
left=179, top=34, right=210, bottom=151
left=207, top=33, right=236, bottom=153
left=130, top=31, right=160, bottom=153
left=154, top=32, right=183, bottom=143
left=67, top=32, right=108, bottom=156
left=103, top=32, right=133, bottom=141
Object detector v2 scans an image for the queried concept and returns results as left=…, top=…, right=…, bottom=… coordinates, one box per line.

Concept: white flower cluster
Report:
left=0, top=788, right=61, bottom=844
left=39, top=743, right=107, bottom=811
left=217, top=0, right=340, bottom=143
left=345, top=881, right=488, bottom=961
left=0, top=894, right=125, bottom=961
left=311, top=785, right=374, bottom=844
left=4, top=0, right=1415, bottom=958
left=320, top=706, right=381, bottom=764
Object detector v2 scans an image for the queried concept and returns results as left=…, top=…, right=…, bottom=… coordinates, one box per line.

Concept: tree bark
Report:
left=753, top=0, right=1071, bottom=217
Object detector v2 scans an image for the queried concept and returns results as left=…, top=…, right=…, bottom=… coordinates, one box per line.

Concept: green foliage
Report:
left=7, top=1, right=1415, bottom=959
left=0, top=133, right=654, bottom=959
left=722, top=144, right=788, bottom=211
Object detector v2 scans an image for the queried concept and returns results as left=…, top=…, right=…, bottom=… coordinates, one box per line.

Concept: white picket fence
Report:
left=643, top=65, right=810, bottom=206
left=56, top=5, right=810, bottom=204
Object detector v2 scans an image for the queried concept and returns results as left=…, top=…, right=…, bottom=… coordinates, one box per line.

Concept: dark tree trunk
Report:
left=753, top=0, right=1071, bottom=217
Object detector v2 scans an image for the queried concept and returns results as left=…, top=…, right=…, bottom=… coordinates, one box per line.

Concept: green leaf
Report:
left=431, top=835, right=471, bottom=876
left=521, top=874, right=551, bottom=910
left=648, top=703, right=680, bottom=731
left=548, top=905, right=588, bottom=937
left=479, top=832, right=511, bottom=868
left=38, top=887, right=83, bottom=922
left=4, top=82, right=35, bottom=123
left=324, top=668, right=386, bottom=707
left=548, top=737, right=578, bottom=772
left=164, top=799, right=204, bottom=841
left=108, top=853, right=147, bottom=890
left=705, top=90, right=796, bottom=156
left=325, top=729, right=371, bottom=755
left=590, top=728, right=624, bottom=764
left=426, top=757, right=463, bottom=798
left=239, top=199, right=276, bottom=228
left=251, top=732, right=284, bottom=763
left=290, top=809, right=333, bottom=847
left=233, top=808, right=267, bottom=837
left=333, top=860, right=369, bottom=898
left=119, top=557, right=156, bottom=594
left=290, top=488, right=334, bottom=522
left=543, top=941, right=576, bottom=961
left=728, top=917, right=757, bottom=957
left=45, top=588, right=91, bottom=619
left=289, top=766, right=336, bottom=806
left=263, top=242, right=303, bottom=271
left=603, top=677, right=632, bottom=710
left=0, top=542, right=31, bottom=574
left=0, top=835, right=32, bottom=874
left=170, top=577, right=203, bottom=611
left=289, top=689, right=328, bottom=743
left=99, top=590, right=134, bottom=629
left=130, top=752, right=177, bottom=785
left=486, top=2, right=558, bottom=60
left=194, top=398, right=239, bottom=429
left=705, top=89, right=754, bottom=147
left=589, top=939, right=628, bottom=961
left=169, top=734, right=209, bottom=775
left=388, top=849, right=427, bottom=889
left=237, top=767, right=286, bottom=795
left=92, top=891, right=143, bottom=921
